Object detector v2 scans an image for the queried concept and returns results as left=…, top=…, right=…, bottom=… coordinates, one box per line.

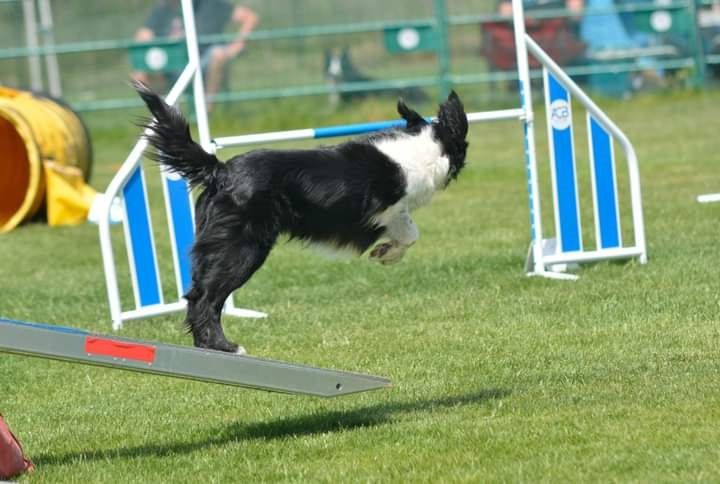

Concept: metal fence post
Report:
left=21, top=0, right=43, bottom=92
left=37, top=0, right=61, bottom=97
left=688, top=0, right=707, bottom=86
left=433, top=0, right=451, bottom=99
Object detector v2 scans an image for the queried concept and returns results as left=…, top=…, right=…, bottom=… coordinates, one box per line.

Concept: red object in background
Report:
left=0, top=414, right=34, bottom=479
left=481, top=18, right=586, bottom=70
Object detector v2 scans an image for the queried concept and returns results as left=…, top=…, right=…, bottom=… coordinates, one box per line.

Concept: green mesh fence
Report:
left=0, top=0, right=716, bottom=113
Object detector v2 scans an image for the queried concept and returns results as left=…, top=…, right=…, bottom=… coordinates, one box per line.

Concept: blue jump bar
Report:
left=214, top=116, right=439, bottom=149
left=314, top=119, right=408, bottom=138
left=313, top=117, right=433, bottom=139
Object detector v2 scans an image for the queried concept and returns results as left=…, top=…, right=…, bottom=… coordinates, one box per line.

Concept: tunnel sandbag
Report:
left=0, top=86, right=93, bottom=233
left=43, top=161, right=97, bottom=227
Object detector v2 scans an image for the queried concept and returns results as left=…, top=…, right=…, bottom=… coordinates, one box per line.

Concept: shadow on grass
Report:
left=33, top=387, right=509, bottom=466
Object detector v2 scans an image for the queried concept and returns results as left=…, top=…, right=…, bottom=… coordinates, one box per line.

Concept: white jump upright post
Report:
left=509, top=0, right=573, bottom=280
left=98, top=0, right=265, bottom=330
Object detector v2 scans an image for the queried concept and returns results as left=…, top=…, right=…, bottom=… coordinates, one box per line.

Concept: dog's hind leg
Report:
left=185, top=233, right=275, bottom=354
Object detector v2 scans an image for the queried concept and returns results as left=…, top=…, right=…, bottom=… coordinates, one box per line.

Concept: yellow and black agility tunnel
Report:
left=0, top=86, right=93, bottom=233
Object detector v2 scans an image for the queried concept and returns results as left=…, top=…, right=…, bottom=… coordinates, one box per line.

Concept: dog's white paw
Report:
left=235, top=345, right=247, bottom=356
left=369, top=242, right=406, bottom=265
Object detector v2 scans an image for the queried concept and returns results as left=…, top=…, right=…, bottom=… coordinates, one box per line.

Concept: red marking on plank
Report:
left=84, top=337, right=156, bottom=364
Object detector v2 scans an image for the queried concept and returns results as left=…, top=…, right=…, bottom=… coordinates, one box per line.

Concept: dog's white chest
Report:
left=372, top=127, right=449, bottom=211
left=403, top=155, right=449, bottom=210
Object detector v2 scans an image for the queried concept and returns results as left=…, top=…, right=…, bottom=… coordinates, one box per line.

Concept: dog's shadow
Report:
left=33, top=388, right=510, bottom=466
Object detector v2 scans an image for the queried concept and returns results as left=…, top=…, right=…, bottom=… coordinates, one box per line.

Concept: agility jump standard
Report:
left=98, top=0, right=647, bottom=329
left=0, top=318, right=390, bottom=397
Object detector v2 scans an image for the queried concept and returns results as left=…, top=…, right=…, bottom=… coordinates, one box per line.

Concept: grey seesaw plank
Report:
left=0, top=318, right=391, bottom=397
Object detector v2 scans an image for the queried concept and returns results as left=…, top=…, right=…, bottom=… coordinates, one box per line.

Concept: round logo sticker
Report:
left=549, top=99, right=571, bottom=131
left=145, top=47, right=168, bottom=71
left=650, top=11, right=672, bottom=32
left=397, top=28, right=421, bottom=51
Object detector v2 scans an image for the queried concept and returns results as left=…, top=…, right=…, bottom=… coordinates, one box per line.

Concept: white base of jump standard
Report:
left=0, top=318, right=390, bottom=397
left=697, top=193, right=720, bottom=203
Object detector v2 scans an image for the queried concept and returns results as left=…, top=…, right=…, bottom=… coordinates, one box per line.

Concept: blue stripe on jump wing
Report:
left=548, top=73, right=581, bottom=252
left=590, top=117, right=620, bottom=249
left=314, top=120, right=408, bottom=138
left=165, top=176, right=194, bottom=294
left=124, top=167, right=162, bottom=307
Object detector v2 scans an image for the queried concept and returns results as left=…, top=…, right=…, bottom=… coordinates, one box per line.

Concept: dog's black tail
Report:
left=133, top=80, right=223, bottom=189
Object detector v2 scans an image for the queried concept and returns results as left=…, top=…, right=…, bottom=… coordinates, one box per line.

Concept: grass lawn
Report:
left=1, top=87, right=719, bottom=482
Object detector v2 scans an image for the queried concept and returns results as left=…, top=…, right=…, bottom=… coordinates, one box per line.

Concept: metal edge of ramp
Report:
left=0, top=318, right=391, bottom=398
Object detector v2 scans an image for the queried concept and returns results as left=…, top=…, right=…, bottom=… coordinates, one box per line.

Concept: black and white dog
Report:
left=134, top=80, right=468, bottom=354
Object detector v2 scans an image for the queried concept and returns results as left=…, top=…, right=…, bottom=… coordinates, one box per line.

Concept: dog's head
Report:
left=433, top=91, right=468, bottom=183
left=397, top=91, right=468, bottom=185
left=395, top=91, right=468, bottom=185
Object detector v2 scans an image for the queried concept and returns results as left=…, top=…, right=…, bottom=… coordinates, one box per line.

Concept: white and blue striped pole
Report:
left=510, top=0, right=558, bottom=279
left=212, top=109, right=523, bottom=149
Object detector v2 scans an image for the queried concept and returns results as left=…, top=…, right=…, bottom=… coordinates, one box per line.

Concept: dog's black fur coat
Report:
left=134, top=80, right=468, bottom=353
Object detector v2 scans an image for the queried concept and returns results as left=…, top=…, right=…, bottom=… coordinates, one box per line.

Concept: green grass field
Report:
left=1, top=87, right=720, bottom=482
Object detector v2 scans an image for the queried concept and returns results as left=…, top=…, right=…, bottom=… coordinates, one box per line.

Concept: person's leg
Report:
left=201, top=45, right=228, bottom=111
left=131, top=27, right=155, bottom=85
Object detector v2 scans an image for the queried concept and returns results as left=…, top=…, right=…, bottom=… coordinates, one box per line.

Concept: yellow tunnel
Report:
left=0, top=86, right=93, bottom=233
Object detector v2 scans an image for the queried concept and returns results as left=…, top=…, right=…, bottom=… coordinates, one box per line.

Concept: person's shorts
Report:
left=200, top=45, right=224, bottom=72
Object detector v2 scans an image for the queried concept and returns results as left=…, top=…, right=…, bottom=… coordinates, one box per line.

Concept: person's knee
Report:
left=210, top=47, right=229, bottom=66
left=132, top=71, right=149, bottom=83
left=134, top=27, right=155, bottom=42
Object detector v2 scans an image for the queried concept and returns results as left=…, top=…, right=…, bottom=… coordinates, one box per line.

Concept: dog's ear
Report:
left=437, top=90, right=468, bottom=140
left=397, top=99, right=428, bottom=131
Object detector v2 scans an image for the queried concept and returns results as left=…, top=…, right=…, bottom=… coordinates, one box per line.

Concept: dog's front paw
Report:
left=369, top=242, right=393, bottom=262
left=369, top=242, right=406, bottom=265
